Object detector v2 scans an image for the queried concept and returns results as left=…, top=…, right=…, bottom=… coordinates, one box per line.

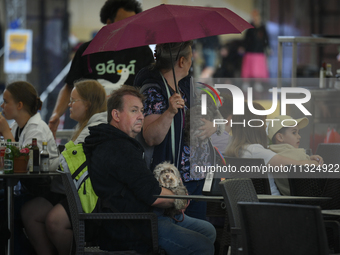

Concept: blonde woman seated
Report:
left=224, top=102, right=320, bottom=195
left=21, top=79, right=107, bottom=255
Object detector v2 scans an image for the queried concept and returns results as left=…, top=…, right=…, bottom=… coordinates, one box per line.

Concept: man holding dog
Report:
left=85, top=86, right=216, bottom=254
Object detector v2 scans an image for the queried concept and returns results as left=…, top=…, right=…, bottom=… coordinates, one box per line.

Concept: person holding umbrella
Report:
left=80, top=2, right=253, bottom=220
left=134, top=41, right=218, bottom=220
left=48, top=0, right=154, bottom=137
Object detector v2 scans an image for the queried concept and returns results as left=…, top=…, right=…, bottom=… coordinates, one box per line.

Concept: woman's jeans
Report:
left=156, top=209, right=216, bottom=255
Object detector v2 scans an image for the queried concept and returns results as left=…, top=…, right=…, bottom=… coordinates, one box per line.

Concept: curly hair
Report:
left=100, top=0, right=142, bottom=24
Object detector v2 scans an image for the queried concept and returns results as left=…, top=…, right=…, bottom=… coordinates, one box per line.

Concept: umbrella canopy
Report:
left=83, top=4, right=253, bottom=55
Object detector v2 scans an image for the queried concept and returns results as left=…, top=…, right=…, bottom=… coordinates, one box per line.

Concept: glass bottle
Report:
left=335, top=69, right=340, bottom=90
left=325, top=63, right=334, bottom=88
left=319, top=63, right=326, bottom=89
left=29, top=138, right=40, bottom=173
left=40, top=141, right=49, bottom=172
left=4, top=139, right=14, bottom=174
left=0, top=138, right=6, bottom=174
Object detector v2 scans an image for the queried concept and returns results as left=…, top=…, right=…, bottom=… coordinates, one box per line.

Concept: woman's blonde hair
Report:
left=225, top=101, right=267, bottom=158
left=71, top=79, right=107, bottom=141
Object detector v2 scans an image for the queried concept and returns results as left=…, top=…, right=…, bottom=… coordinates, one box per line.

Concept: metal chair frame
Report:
left=219, top=178, right=259, bottom=255
left=60, top=171, right=160, bottom=255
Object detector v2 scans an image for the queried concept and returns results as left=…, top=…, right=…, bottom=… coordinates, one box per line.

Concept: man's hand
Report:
left=48, top=113, right=60, bottom=139
left=152, top=188, right=175, bottom=208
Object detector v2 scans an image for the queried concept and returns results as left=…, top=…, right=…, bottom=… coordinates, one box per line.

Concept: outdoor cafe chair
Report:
left=225, top=157, right=271, bottom=195
left=289, top=177, right=340, bottom=253
left=60, top=171, right=160, bottom=255
left=316, top=143, right=340, bottom=166
left=206, top=158, right=270, bottom=255
left=219, top=178, right=259, bottom=255
left=289, top=178, right=327, bottom=206
left=289, top=177, right=340, bottom=209
left=238, top=202, right=333, bottom=255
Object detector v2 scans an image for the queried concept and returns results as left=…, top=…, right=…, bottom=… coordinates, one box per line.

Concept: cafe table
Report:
left=0, top=171, right=61, bottom=255
left=321, top=210, right=340, bottom=216
left=154, top=194, right=332, bottom=203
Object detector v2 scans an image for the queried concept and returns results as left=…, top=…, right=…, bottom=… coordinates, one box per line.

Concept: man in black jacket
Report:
left=86, top=86, right=216, bottom=254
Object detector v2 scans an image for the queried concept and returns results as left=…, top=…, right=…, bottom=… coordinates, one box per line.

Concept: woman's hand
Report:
left=310, top=155, right=324, bottom=165
left=167, top=93, right=184, bottom=115
left=143, top=93, right=184, bottom=146
left=0, top=115, right=12, bottom=139
left=197, top=118, right=217, bottom=140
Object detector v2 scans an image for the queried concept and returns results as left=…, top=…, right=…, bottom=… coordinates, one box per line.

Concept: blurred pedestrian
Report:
left=213, top=39, right=244, bottom=78
left=196, top=36, right=220, bottom=78
left=241, top=9, right=270, bottom=79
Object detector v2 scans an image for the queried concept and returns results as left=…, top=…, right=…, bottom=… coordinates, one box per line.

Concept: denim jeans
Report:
left=156, top=210, right=216, bottom=255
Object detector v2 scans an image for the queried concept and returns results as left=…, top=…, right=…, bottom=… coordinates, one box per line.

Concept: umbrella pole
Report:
left=168, top=44, right=179, bottom=94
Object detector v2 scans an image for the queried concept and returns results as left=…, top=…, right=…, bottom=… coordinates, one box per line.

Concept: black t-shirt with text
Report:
left=65, top=40, right=154, bottom=88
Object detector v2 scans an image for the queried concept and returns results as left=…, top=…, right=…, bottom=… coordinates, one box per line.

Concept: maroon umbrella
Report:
left=83, top=4, right=253, bottom=55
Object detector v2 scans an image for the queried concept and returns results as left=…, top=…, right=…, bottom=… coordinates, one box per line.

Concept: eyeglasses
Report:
left=69, top=98, right=82, bottom=104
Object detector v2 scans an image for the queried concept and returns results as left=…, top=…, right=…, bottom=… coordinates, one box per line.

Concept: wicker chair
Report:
left=316, top=143, right=340, bottom=165
left=219, top=178, right=259, bottom=255
left=238, top=202, right=331, bottom=255
left=289, top=178, right=327, bottom=206
left=289, top=177, right=340, bottom=209
left=210, top=158, right=270, bottom=255
left=60, top=171, right=160, bottom=255
left=289, top=177, right=340, bottom=253
left=225, top=157, right=271, bottom=195
left=315, top=144, right=340, bottom=209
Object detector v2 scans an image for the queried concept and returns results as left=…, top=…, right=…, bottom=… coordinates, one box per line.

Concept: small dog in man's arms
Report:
left=153, top=162, right=189, bottom=220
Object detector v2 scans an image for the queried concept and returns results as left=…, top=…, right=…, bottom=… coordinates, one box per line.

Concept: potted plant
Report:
left=12, top=145, right=30, bottom=173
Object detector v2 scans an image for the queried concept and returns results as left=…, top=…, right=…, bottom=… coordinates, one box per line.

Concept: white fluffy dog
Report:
left=153, top=162, right=188, bottom=218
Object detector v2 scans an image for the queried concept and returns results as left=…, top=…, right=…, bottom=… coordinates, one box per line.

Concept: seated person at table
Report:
left=85, top=86, right=216, bottom=254
left=0, top=81, right=59, bottom=254
left=20, top=79, right=107, bottom=255
left=0, top=81, right=59, bottom=168
left=267, top=115, right=323, bottom=195
left=0, top=81, right=59, bottom=193
left=224, top=102, right=321, bottom=195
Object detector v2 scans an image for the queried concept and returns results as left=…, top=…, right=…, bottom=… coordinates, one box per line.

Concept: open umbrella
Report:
left=83, top=4, right=253, bottom=55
